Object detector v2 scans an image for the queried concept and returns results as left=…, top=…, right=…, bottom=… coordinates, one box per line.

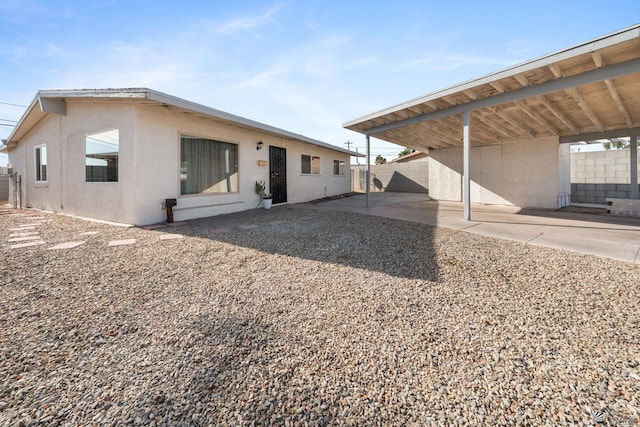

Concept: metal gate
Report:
left=269, top=146, right=287, bottom=204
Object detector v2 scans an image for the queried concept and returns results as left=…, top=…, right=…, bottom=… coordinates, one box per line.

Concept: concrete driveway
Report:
left=313, top=192, right=640, bottom=263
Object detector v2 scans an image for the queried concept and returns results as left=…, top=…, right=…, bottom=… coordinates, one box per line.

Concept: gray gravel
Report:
left=1, top=204, right=639, bottom=426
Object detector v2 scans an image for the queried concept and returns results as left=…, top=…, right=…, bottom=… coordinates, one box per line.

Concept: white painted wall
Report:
left=8, top=100, right=351, bottom=225
left=429, top=136, right=563, bottom=209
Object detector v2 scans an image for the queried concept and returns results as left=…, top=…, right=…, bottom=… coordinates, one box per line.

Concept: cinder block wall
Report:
left=571, top=149, right=639, bottom=203
left=351, top=162, right=429, bottom=193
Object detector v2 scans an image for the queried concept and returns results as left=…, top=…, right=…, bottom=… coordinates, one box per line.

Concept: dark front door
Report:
left=269, top=146, right=287, bottom=204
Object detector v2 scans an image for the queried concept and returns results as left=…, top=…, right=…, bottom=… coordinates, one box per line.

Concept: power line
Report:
left=0, top=101, right=27, bottom=108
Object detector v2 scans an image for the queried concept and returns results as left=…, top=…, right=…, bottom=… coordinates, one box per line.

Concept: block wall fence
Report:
left=571, top=149, right=639, bottom=204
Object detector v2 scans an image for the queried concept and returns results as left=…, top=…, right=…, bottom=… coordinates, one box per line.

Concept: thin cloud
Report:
left=215, top=4, right=282, bottom=35
left=392, top=51, right=517, bottom=72
left=343, top=57, right=378, bottom=71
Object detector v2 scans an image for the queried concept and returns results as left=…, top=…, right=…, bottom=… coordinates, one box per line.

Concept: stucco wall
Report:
left=8, top=100, right=350, bottom=225
left=10, top=102, right=139, bottom=223
left=134, top=104, right=350, bottom=224
left=429, top=136, right=565, bottom=209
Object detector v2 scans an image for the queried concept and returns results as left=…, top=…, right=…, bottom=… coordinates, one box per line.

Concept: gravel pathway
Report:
left=1, top=205, right=639, bottom=426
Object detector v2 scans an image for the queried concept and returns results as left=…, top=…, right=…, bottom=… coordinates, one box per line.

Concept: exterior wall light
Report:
left=257, top=141, right=264, bottom=150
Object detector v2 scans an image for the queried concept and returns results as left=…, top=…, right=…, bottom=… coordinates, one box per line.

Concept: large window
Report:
left=86, top=129, right=119, bottom=182
left=301, top=154, right=320, bottom=175
left=180, top=135, right=238, bottom=195
left=333, top=160, right=345, bottom=176
left=35, top=144, right=47, bottom=182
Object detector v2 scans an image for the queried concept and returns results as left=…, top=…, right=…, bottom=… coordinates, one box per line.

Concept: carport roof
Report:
left=344, top=24, right=640, bottom=150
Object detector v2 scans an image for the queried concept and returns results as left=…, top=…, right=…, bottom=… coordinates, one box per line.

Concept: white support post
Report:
left=366, top=135, right=371, bottom=207
left=631, top=133, right=638, bottom=199
left=463, top=110, right=471, bottom=220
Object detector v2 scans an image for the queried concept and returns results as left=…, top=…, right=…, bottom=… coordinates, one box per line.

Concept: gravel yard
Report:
left=1, top=205, right=639, bottom=426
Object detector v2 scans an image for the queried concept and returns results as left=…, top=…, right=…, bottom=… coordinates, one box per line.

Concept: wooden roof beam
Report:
left=536, top=96, right=579, bottom=134
left=472, top=113, right=516, bottom=140
left=512, top=74, right=560, bottom=135
left=488, top=107, right=536, bottom=138
left=591, top=51, right=633, bottom=127
left=514, top=100, right=559, bottom=134
left=567, top=87, right=605, bottom=132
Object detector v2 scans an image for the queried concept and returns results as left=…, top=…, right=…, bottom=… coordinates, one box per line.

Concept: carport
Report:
left=344, top=25, right=640, bottom=220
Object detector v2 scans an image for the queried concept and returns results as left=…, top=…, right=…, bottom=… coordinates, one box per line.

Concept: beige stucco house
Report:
left=3, top=88, right=359, bottom=225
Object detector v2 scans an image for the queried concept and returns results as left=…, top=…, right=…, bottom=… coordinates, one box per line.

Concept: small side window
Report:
left=333, top=160, right=345, bottom=176
left=86, top=129, right=119, bottom=182
left=35, top=144, right=47, bottom=182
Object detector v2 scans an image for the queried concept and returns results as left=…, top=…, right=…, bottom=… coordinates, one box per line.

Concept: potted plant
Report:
left=255, top=180, right=273, bottom=209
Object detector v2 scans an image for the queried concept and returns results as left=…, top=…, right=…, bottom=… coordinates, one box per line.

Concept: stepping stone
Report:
left=239, top=224, right=259, bottom=230
left=11, top=241, right=45, bottom=249
left=48, top=241, right=86, bottom=250
left=143, top=224, right=167, bottom=230
left=159, top=234, right=184, bottom=240
left=166, top=221, right=187, bottom=227
left=79, top=231, right=99, bottom=236
left=8, top=236, right=42, bottom=242
left=108, top=239, right=136, bottom=247
left=10, top=232, right=40, bottom=237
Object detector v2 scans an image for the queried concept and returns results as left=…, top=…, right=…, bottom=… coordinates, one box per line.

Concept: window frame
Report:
left=301, top=154, right=321, bottom=175
left=85, top=129, right=119, bottom=183
left=333, top=159, right=346, bottom=176
left=34, top=144, right=47, bottom=183
left=179, top=134, right=239, bottom=196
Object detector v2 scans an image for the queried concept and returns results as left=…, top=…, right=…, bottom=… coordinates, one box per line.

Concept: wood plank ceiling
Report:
left=344, top=26, right=640, bottom=152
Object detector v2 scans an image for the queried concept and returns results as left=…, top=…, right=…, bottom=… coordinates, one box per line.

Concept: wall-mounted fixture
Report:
left=256, top=141, right=264, bottom=151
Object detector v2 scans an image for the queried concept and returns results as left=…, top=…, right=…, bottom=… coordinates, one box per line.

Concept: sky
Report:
left=1, top=0, right=639, bottom=167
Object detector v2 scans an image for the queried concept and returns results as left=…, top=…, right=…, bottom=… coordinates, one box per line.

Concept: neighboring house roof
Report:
left=344, top=24, right=640, bottom=151
left=3, top=88, right=363, bottom=157
left=388, top=151, right=428, bottom=163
